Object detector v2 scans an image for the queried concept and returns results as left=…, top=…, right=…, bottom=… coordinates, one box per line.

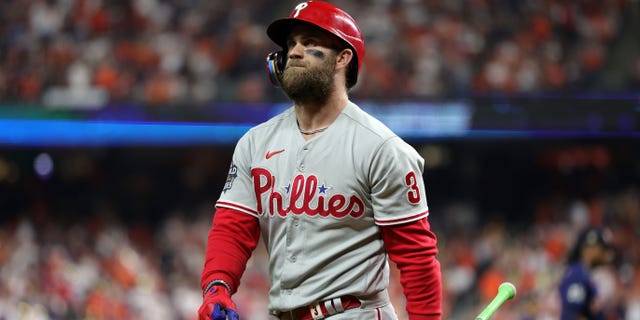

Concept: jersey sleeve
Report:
left=200, top=207, right=261, bottom=294
left=216, top=133, right=259, bottom=217
left=381, top=218, right=441, bottom=318
left=369, top=137, right=429, bottom=225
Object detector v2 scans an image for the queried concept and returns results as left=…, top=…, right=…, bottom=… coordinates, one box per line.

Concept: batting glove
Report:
left=198, top=282, right=239, bottom=320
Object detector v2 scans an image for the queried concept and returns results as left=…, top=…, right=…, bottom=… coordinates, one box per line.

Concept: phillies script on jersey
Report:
left=251, top=168, right=365, bottom=218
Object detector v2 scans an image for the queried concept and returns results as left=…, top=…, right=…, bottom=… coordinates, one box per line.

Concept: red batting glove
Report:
left=198, top=285, right=239, bottom=320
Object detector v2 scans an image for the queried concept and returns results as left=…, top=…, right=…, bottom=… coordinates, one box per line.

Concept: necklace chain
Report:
left=297, top=120, right=329, bottom=135
left=298, top=126, right=329, bottom=135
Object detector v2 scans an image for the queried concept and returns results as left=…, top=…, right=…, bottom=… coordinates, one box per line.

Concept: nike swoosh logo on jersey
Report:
left=266, top=149, right=285, bottom=159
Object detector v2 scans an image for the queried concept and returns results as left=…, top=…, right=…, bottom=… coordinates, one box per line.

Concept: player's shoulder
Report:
left=252, top=106, right=294, bottom=131
left=342, top=102, right=421, bottom=157
left=239, top=106, right=295, bottom=141
left=341, top=102, right=396, bottom=141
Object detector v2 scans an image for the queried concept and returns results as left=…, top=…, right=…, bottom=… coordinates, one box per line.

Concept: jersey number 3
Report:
left=404, top=171, right=422, bottom=204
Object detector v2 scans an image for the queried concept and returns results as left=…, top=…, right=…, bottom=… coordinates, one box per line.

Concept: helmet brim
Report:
left=267, top=18, right=350, bottom=51
left=267, top=18, right=306, bottom=49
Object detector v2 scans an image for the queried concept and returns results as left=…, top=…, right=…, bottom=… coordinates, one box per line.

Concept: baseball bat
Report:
left=475, top=282, right=517, bottom=320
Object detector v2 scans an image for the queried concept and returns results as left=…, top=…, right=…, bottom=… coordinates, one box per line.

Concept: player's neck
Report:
left=294, top=91, right=348, bottom=135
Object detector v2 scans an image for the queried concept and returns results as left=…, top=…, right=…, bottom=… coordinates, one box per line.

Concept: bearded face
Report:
left=281, top=51, right=336, bottom=105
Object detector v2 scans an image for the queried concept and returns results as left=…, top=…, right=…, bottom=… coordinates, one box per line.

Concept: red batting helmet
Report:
left=265, top=1, right=365, bottom=88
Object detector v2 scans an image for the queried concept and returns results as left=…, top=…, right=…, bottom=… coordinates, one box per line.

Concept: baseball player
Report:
left=198, top=1, right=442, bottom=319
left=558, top=227, right=613, bottom=320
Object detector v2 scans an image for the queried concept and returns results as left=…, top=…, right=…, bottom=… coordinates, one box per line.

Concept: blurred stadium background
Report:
left=1, top=0, right=639, bottom=319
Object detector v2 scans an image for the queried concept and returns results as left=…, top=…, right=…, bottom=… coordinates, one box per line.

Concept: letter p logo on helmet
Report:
left=292, top=2, right=309, bottom=18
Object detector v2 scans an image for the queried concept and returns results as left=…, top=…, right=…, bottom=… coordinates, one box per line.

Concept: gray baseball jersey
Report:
left=216, top=101, right=429, bottom=312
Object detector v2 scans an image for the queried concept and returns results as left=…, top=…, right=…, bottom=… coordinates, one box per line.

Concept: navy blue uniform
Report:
left=558, top=262, right=604, bottom=320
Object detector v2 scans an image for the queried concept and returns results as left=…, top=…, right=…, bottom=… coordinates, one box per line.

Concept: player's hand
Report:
left=198, top=285, right=239, bottom=320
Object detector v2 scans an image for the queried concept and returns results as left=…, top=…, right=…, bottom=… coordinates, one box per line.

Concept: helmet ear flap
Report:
left=266, top=51, right=286, bottom=87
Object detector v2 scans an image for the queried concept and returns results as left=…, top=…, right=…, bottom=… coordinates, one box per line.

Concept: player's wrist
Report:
left=203, top=279, right=232, bottom=296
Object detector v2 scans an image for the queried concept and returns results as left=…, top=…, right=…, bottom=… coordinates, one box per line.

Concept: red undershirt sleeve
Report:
left=380, top=217, right=442, bottom=320
left=200, top=207, right=261, bottom=294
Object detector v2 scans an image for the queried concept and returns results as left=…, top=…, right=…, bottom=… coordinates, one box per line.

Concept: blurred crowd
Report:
left=1, top=0, right=640, bottom=107
left=0, top=143, right=639, bottom=319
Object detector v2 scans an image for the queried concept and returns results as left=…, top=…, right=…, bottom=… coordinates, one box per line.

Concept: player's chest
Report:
left=254, top=134, right=365, bottom=179
left=250, top=137, right=369, bottom=218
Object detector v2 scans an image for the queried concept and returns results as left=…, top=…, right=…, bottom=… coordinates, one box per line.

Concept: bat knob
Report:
left=475, top=281, right=517, bottom=320
left=498, top=282, right=516, bottom=300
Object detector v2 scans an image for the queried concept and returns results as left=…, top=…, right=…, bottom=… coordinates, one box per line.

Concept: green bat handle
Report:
left=475, top=282, right=516, bottom=320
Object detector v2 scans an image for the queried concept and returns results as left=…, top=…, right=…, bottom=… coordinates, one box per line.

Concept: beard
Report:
left=281, top=54, right=335, bottom=105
